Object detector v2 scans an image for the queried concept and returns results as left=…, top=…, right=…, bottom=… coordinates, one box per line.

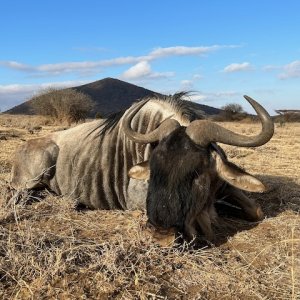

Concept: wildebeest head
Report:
left=122, top=96, right=274, bottom=240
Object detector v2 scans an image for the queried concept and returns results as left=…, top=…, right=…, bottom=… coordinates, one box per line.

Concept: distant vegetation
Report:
left=273, top=110, right=300, bottom=124
left=213, top=103, right=249, bottom=121
left=29, top=88, right=94, bottom=124
left=222, top=103, right=245, bottom=114
left=214, top=103, right=300, bottom=123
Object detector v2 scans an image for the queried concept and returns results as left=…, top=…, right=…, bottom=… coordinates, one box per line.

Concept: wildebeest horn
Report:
left=122, top=99, right=180, bottom=143
left=185, top=95, right=274, bottom=147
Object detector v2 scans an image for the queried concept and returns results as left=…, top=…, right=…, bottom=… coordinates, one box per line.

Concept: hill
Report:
left=72, top=78, right=161, bottom=116
left=5, top=78, right=221, bottom=117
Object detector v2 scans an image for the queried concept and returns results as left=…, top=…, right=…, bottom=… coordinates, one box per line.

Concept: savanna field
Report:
left=0, top=114, right=299, bottom=299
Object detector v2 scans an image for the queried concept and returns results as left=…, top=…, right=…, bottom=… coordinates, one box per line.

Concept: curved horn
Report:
left=186, top=95, right=274, bottom=147
left=122, top=99, right=180, bottom=144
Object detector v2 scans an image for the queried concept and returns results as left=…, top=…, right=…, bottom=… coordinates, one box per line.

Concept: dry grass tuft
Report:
left=0, top=121, right=299, bottom=299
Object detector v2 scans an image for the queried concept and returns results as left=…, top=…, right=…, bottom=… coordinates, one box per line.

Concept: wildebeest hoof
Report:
left=245, top=205, right=264, bottom=221
left=143, top=222, right=176, bottom=247
left=256, top=206, right=264, bottom=220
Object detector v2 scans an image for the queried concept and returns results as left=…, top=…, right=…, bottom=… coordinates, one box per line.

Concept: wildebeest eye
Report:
left=150, top=142, right=159, bottom=149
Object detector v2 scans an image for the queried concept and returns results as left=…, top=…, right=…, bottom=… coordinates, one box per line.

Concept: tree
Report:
left=30, top=88, right=94, bottom=124
left=218, top=103, right=247, bottom=121
left=221, top=103, right=244, bottom=114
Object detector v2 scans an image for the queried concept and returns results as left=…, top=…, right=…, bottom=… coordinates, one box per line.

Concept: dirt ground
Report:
left=0, top=115, right=299, bottom=299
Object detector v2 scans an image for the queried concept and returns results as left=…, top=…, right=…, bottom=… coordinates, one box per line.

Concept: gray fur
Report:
left=127, top=179, right=148, bottom=210
left=11, top=95, right=199, bottom=209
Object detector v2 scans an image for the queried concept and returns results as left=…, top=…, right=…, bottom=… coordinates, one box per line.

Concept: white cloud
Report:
left=172, top=90, right=240, bottom=103
left=0, top=57, right=143, bottom=76
left=176, top=91, right=240, bottom=106
left=278, top=60, right=300, bottom=79
left=193, top=74, right=203, bottom=80
left=0, top=80, right=89, bottom=111
left=148, top=45, right=230, bottom=59
left=0, top=44, right=240, bottom=76
left=0, top=61, right=33, bottom=71
left=180, top=80, right=194, bottom=90
left=182, top=93, right=208, bottom=102
left=179, top=73, right=203, bottom=90
left=0, top=80, right=88, bottom=95
left=222, top=62, right=253, bottom=73
left=146, top=71, right=175, bottom=79
left=194, top=91, right=240, bottom=102
left=121, top=61, right=174, bottom=81
left=262, top=65, right=280, bottom=72
left=262, top=60, right=300, bottom=80
left=122, top=61, right=152, bottom=79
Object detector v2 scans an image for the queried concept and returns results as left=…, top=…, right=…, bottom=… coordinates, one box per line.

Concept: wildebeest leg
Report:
left=185, top=211, right=215, bottom=242
left=222, top=185, right=264, bottom=221
left=11, top=138, right=59, bottom=190
left=185, top=175, right=215, bottom=241
left=196, top=209, right=215, bottom=241
left=184, top=211, right=198, bottom=241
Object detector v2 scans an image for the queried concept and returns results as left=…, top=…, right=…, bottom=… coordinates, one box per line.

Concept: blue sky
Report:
left=1, top=0, right=300, bottom=114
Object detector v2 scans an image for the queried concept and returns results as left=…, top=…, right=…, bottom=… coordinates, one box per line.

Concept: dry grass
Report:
left=0, top=114, right=53, bottom=129
left=0, top=119, right=299, bottom=299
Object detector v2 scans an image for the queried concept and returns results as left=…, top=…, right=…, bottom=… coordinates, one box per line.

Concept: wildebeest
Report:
left=11, top=93, right=274, bottom=242
left=123, top=95, right=274, bottom=240
left=10, top=93, right=203, bottom=209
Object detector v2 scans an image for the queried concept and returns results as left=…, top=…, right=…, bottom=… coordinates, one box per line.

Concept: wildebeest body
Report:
left=11, top=93, right=274, bottom=242
left=11, top=95, right=199, bottom=209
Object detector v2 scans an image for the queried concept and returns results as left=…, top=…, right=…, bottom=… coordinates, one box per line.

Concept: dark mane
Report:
left=94, top=92, right=204, bottom=136
left=99, top=109, right=127, bottom=135
left=164, top=92, right=204, bottom=122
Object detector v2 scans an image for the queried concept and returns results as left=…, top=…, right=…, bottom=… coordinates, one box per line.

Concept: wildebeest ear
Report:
left=128, top=161, right=150, bottom=180
left=213, top=152, right=266, bottom=193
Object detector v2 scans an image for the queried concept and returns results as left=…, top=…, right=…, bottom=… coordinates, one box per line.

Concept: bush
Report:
left=30, top=88, right=94, bottom=124
left=221, top=103, right=244, bottom=114
left=217, top=103, right=248, bottom=121
left=273, top=113, right=300, bottom=123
